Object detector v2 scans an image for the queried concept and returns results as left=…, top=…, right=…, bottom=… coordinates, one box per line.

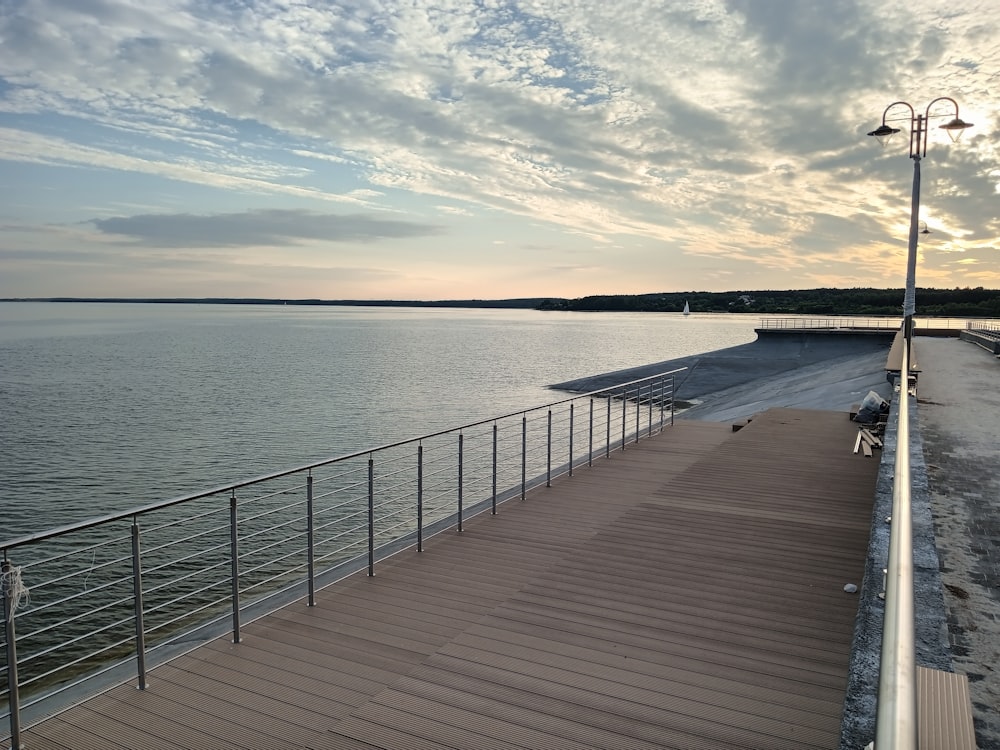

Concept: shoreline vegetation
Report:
left=4, top=286, right=1000, bottom=317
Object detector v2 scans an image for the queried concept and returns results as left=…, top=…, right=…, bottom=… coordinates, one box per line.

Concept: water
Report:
left=1, top=302, right=760, bottom=541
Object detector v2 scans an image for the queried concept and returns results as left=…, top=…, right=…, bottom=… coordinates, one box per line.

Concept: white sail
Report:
left=683, top=301, right=690, bottom=315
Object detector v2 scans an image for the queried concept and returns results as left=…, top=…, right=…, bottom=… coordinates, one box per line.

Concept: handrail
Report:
left=874, top=334, right=917, bottom=748
left=2, top=365, right=684, bottom=748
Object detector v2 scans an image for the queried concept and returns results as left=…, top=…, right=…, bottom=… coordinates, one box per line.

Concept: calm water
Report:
left=1, top=302, right=759, bottom=540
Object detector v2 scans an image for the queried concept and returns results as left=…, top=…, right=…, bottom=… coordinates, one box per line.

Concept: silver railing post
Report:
left=605, top=397, right=611, bottom=458
left=621, top=390, right=627, bottom=450
left=588, top=399, right=594, bottom=467
left=659, top=376, right=666, bottom=430
left=647, top=381, right=654, bottom=436
left=546, top=410, right=552, bottom=487
left=229, top=490, right=241, bottom=643
left=568, top=403, right=574, bottom=477
left=875, top=335, right=917, bottom=748
left=367, top=456, right=375, bottom=575
left=491, top=425, right=498, bottom=515
left=2, top=557, right=22, bottom=750
left=635, top=384, right=642, bottom=442
left=417, top=444, right=424, bottom=550
left=457, top=433, right=464, bottom=532
left=306, top=473, right=315, bottom=607
left=130, top=520, right=147, bottom=690
left=670, top=375, right=676, bottom=426
left=521, top=416, right=527, bottom=500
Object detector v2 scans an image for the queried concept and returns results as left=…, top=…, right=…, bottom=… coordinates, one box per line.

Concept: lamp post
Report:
left=867, top=98, right=973, bottom=346
left=867, top=97, right=971, bottom=750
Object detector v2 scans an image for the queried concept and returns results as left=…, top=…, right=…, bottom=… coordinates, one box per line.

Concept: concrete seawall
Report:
left=551, top=330, right=897, bottom=422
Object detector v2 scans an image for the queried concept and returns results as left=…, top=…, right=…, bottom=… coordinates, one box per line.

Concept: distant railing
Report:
left=2, top=367, right=683, bottom=748
left=760, top=316, right=996, bottom=332
left=967, top=319, right=1000, bottom=333
left=758, top=317, right=901, bottom=330
left=876, top=337, right=917, bottom=748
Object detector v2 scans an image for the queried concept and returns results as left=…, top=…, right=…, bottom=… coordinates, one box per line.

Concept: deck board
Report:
left=4, top=411, right=879, bottom=750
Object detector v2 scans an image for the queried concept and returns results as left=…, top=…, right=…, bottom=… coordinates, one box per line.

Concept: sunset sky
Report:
left=1, top=0, right=997, bottom=300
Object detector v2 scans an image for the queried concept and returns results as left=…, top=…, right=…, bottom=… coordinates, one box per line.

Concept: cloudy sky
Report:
left=1, top=0, right=997, bottom=300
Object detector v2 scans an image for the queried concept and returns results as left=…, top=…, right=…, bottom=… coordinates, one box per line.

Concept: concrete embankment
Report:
left=551, top=330, right=896, bottom=422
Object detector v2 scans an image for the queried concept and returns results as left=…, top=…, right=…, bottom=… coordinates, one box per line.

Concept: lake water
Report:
left=1, top=302, right=760, bottom=540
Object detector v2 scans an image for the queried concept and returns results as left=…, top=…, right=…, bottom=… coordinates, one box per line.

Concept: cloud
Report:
left=91, top=209, right=444, bottom=248
left=0, top=0, right=997, bottom=298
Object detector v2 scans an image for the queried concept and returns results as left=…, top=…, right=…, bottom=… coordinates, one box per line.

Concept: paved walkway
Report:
left=916, top=336, right=1000, bottom=749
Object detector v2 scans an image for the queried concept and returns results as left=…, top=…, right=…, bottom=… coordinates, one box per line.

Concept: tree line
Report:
left=535, top=288, right=1000, bottom=317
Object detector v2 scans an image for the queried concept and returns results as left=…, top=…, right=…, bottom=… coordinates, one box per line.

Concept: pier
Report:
left=4, top=322, right=998, bottom=749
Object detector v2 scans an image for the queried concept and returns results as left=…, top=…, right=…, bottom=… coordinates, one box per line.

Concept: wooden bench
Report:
left=917, top=666, right=977, bottom=749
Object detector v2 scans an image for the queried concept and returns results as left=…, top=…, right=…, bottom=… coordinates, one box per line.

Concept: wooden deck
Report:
left=5, top=408, right=880, bottom=750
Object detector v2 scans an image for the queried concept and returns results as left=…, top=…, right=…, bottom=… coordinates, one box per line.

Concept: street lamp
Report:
left=867, top=97, right=973, bottom=345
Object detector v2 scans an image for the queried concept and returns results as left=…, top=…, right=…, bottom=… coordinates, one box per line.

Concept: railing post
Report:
left=521, top=415, right=527, bottom=500
left=659, top=376, right=666, bottom=430
left=621, top=389, right=627, bottom=450
left=491, top=424, right=498, bottom=515
left=588, top=399, right=594, bottom=467
left=457, top=433, right=464, bottom=532
left=229, top=490, right=241, bottom=643
left=647, top=381, right=654, bottom=436
left=417, top=444, right=424, bottom=550
left=2, top=557, right=22, bottom=750
left=635, top=384, right=642, bottom=442
left=546, top=410, right=552, bottom=487
left=306, top=473, right=315, bottom=606
left=568, top=403, right=574, bottom=477
left=605, top=397, right=611, bottom=458
left=367, top=456, right=375, bottom=576
left=670, top=375, right=676, bottom=426
left=130, top=520, right=147, bottom=690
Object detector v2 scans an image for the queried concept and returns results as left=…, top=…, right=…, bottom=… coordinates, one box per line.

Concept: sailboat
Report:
left=682, top=301, right=690, bottom=316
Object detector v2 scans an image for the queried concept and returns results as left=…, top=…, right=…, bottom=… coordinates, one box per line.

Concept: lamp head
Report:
left=867, top=123, right=901, bottom=147
left=940, top=117, right=973, bottom=143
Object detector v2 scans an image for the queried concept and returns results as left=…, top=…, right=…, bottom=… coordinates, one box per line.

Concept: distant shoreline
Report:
left=4, top=288, right=999, bottom=317
left=0, top=297, right=547, bottom=309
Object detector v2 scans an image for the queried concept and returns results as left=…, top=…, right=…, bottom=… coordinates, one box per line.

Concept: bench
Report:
left=917, top=666, right=977, bottom=750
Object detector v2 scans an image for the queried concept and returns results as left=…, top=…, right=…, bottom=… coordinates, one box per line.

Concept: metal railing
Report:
left=875, top=335, right=916, bottom=748
left=966, top=319, right=1000, bottom=334
left=760, top=316, right=999, bottom=332
left=758, top=316, right=902, bottom=330
left=2, top=367, right=683, bottom=748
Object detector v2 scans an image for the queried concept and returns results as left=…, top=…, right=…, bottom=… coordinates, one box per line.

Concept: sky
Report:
left=0, top=0, right=998, bottom=301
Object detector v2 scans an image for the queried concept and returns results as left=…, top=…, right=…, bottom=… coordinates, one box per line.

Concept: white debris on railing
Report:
left=1, top=564, right=30, bottom=617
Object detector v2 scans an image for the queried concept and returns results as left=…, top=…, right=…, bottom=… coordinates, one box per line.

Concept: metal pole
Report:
left=457, top=433, right=464, bottom=532
left=903, top=153, right=922, bottom=350
left=658, top=377, right=665, bottom=431
left=491, top=425, right=498, bottom=515
left=621, top=390, right=627, bottom=450
left=588, top=399, right=594, bottom=467
left=130, top=521, right=147, bottom=690
left=875, top=338, right=917, bottom=748
left=605, top=397, right=611, bottom=458
left=546, top=410, right=552, bottom=487
left=521, top=416, right=527, bottom=500
left=229, top=491, right=240, bottom=643
left=417, top=444, right=424, bottom=549
left=2, top=558, right=22, bottom=750
left=367, top=457, right=374, bottom=575
left=670, top=375, right=676, bottom=426
left=306, top=474, right=315, bottom=606
left=568, top=403, right=574, bottom=477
